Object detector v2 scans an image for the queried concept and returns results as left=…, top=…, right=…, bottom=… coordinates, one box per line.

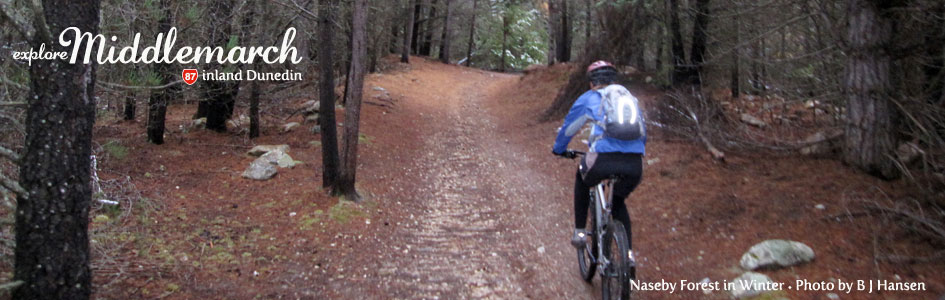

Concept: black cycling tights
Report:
left=574, top=152, right=643, bottom=243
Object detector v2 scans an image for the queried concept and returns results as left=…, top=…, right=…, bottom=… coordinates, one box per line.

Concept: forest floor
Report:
left=42, top=57, right=944, bottom=299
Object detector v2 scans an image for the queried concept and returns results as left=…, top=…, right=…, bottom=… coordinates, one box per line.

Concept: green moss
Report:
left=102, top=140, right=129, bottom=161
left=329, top=201, right=365, bottom=224
left=358, top=133, right=374, bottom=145
left=299, top=214, right=321, bottom=231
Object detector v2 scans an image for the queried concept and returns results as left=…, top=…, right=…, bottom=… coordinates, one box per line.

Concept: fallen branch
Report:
left=866, top=202, right=945, bottom=242
left=698, top=130, right=726, bottom=161
left=364, top=101, right=394, bottom=108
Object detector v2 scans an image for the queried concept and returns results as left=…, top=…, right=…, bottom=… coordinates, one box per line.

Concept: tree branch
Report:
left=28, top=0, right=52, bottom=43
left=0, top=0, right=32, bottom=40
left=0, top=174, right=26, bottom=199
left=1, top=76, right=28, bottom=91
left=97, top=79, right=184, bottom=90
left=0, top=145, right=19, bottom=163
left=0, top=280, right=23, bottom=291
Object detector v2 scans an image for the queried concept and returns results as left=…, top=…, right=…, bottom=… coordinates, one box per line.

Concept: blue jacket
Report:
left=553, top=89, right=646, bottom=154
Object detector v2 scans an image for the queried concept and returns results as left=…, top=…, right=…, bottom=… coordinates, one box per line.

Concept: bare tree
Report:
left=419, top=0, right=438, bottom=56
left=843, top=0, right=900, bottom=179
left=402, top=0, right=417, bottom=63
left=688, top=0, right=710, bottom=86
left=337, top=0, right=368, bottom=201
left=556, top=0, right=572, bottom=63
left=197, top=0, right=240, bottom=132
left=465, top=0, right=478, bottom=66
left=147, top=0, right=177, bottom=145
left=500, top=7, right=509, bottom=72
left=438, top=0, right=452, bottom=63
left=668, top=0, right=687, bottom=86
left=6, top=0, right=100, bottom=298
left=319, top=0, right=341, bottom=188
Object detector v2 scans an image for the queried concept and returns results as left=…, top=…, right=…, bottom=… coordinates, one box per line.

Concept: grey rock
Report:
left=283, top=122, right=301, bottom=133
left=305, top=114, right=319, bottom=124
left=302, top=100, right=320, bottom=114
left=242, top=158, right=278, bottom=180
left=740, top=113, right=767, bottom=128
left=730, top=272, right=775, bottom=299
left=247, top=144, right=290, bottom=157
left=226, top=114, right=250, bottom=129
left=896, top=142, right=922, bottom=164
left=192, top=118, right=207, bottom=128
left=311, top=125, right=321, bottom=134
left=260, top=150, right=297, bottom=168
left=741, top=239, right=815, bottom=270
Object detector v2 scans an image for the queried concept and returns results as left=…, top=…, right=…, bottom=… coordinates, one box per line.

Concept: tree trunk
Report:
left=249, top=82, right=260, bottom=139
left=410, top=1, right=423, bottom=54
left=402, top=0, right=417, bottom=63
left=655, top=23, right=664, bottom=73
left=438, top=0, right=452, bottom=63
left=123, top=91, right=135, bottom=120
left=843, top=0, right=900, bottom=179
left=243, top=1, right=259, bottom=138
left=200, top=0, right=240, bottom=132
left=548, top=0, right=560, bottom=65
left=501, top=11, right=509, bottom=72
left=146, top=1, right=175, bottom=145
left=556, top=0, right=572, bottom=63
left=689, top=0, right=710, bottom=86
left=319, top=0, right=341, bottom=188
left=730, top=10, right=740, bottom=98
left=14, top=1, right=99, bottom=299
left=465, top=0, right=478, bottom=66
left=337, top=0, right=368, bottom=201
left=668, top=0, right=687, bottom=86
left=584, top=0, right=591, bottom=53
left=420, top=0, right=438, bottom=56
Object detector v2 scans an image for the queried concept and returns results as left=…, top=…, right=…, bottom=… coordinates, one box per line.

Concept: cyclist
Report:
left=551, top=60, right=646, bottom=249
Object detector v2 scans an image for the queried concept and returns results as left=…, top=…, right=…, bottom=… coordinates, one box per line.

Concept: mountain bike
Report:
left=565, top=150, right=635, bottom=300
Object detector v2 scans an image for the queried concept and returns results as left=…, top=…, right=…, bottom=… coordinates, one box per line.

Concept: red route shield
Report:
left=182, top=69, right=198, bottom=85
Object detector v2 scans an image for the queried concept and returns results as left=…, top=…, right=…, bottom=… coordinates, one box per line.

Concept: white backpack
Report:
left=597, top=84, right=645, bottom=141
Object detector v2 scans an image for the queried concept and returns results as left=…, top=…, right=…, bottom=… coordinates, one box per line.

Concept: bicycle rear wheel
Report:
left=577, top=203, right=597, bottom=282
left=601, top=221, right=630, bottom=300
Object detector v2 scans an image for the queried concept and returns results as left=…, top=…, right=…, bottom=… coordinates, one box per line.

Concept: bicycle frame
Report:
left=590, top=179, right=615, bottom=276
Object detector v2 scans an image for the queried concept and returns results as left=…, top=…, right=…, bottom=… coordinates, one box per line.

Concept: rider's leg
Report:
left=573, top=169, right=591, bottom=229
left=611, top=185, right=634, bottom=248
left=572, top=170, right=591, bottom=247
left=596, top=153, right=643, bottom=248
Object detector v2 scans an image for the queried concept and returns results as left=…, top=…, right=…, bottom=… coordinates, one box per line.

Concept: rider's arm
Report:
left=553, top=91, right=597, bottom=154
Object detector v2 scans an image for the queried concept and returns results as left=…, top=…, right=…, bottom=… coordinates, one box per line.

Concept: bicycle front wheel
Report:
left=601, top=221, right=630, bottom=300
left=577, top=203, right=597, bottom=282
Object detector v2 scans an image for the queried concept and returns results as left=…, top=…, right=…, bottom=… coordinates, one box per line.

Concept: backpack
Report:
left=596, top=84, right=645, bottom=141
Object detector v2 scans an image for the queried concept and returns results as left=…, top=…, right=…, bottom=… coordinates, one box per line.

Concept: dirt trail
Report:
left=91, top=57, right=942, bottom=299
left=358, top=62, right=591, bottom=299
